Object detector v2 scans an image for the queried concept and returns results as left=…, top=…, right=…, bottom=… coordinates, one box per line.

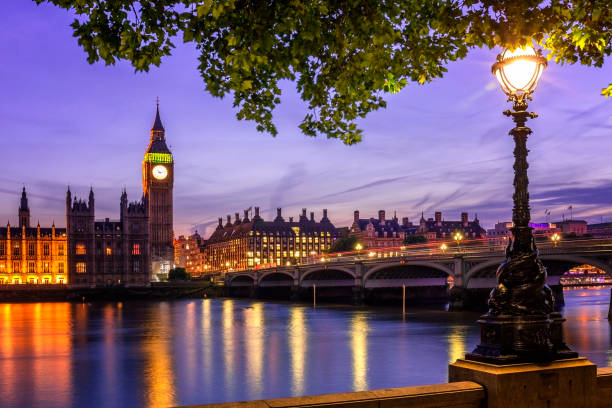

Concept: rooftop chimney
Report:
left=461, top=212, right=468, bottom=226
left=354, top=210, right=360, bottom=223
left=217, top=217, right=223, bottom=228
left=435, top=211, right=442, bottom=225
left=243, top=209, right=250, bottom=222
left=379, top=210, right=386, bottom=222
left=310, top=212, right=315, bottom=222
left=226, top=215, right=232, bottom=227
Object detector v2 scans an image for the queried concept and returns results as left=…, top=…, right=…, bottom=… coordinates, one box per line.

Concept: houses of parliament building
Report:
left=0, top=104, right=174, bottom=286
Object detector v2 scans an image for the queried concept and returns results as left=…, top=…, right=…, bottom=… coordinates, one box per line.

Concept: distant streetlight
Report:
left=440, top=243, right=448, bottom=253
left=551, top=232, right=561, bottom=247
left=467, top=45, right=576, bottom=364
left=453, top=232, right=463, bottom=250
left=355, top=243, right=363, bottom=251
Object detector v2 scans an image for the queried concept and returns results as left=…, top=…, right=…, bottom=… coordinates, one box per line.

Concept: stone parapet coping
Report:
left=180, top=381, right=484, bottom=408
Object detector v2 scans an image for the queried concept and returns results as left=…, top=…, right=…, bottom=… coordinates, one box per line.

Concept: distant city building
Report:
left=205, top=207, right=338, bottom=272
left=174, top=232, right=207, bottom=277
left=143, top=104, right=174, bottom=278
left=417, top=211, right=486, bottom=240
left=487, top=221, right=560, bottom=245
left=349, top=210, right=417, bottom=248
left=587, top=222, right=612, bottom=237
left=0, top=187, right=67, bottom=284
left=66, top=188, right=150, bottom=287
left=555, top=220, right=588, bottom=236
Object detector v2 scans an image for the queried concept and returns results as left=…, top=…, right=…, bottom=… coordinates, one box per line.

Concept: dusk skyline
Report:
left=2, top=2, right=611, bottom=237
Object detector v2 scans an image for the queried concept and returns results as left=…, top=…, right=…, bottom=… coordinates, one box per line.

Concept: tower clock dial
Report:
left=152, top=165, right=168, bottom=180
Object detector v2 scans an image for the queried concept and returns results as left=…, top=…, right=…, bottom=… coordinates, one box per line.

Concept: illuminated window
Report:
left=13, top=262, right=20, bottom=273
left=106, top=247, right=112, bottom=256
left=0, top=263, right=4, bottom=272
left=76, top=262, right=86, bottom=273
left=28, top=262, right=35, bottom=273
left=76, top=243, right=86, bottom=255
left=28, top=243, right=35, bottom=256
left=12, top=244, right=19, bottom=256
left=58, top=244, right=64, bottom=256
left=44, top=263, right=49, bottom=273
left=0, top=243, right=4, bottom=256
left=58, top=263, right=64, bottom=274
left=43, top=243, right=50, bottom=257
left=132, top=244, right=141, bottom=255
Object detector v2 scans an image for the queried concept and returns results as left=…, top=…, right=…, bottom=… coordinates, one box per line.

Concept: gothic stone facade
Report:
left=0, top=187, right=67, bottom=284
left=66, top=188, right=150, bottom=287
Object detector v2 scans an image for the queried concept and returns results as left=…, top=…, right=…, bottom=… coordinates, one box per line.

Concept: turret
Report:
left=18, top=186, right=30, bottom=228
left=88, top=187, right=95, bottom=214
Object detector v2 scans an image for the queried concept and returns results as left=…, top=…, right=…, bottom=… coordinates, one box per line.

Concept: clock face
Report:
left=152, top=165, right=168, bottom=180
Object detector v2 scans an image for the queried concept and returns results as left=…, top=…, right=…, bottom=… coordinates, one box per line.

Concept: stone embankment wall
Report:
left=184, top=367, right=612, bottom=408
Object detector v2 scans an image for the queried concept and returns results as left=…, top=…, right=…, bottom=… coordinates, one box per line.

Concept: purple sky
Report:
left=1, top=2, right=611, bottom=237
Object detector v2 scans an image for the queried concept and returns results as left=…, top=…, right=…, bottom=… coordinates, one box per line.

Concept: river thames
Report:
left=1, top=287, right=610, bottom=408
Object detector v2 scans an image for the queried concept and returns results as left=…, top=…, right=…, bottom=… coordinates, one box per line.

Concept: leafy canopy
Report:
left=326, top=235, right=360, bottom=253
left=36, top=0, right=611, bottom=144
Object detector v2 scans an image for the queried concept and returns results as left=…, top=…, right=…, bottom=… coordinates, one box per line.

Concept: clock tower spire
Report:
left=143, top=102, right=174, bottom=278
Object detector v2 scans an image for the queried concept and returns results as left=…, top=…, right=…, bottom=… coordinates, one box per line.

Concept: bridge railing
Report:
left=221, top=237, right=612, bottom=279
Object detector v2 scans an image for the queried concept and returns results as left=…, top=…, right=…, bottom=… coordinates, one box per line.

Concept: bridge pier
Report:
left=608, top=288, right=612, bottom=320
left=352, top=286, right=364, bottom=305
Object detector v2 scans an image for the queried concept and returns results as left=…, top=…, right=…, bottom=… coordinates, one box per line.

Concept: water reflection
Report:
left=0, top=288, right=611, bottom=408
left=289, top=307, right=307, bottom=395
left=0, top=303, right=72, bottom=408
left=222, top=299, right=235, bottom=395
left=350, top=314, right=369, bottom=391
left=244, top=302, right=264, bottom=397
left=143, top=303, right=176, bottom=408
left=447, top=326, right=466, bottom=364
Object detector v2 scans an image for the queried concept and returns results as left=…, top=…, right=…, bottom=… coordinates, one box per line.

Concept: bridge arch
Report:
left=299, top=266, right=356, bottom=285
left=258, top=270, right=295, bottom=285
left=363, top=261, right=454, bottom=282
left=227, top=273, right=255, bottom=287
left=464, top=255, right=612, bottom=289
left=540, top=255, right=612, bottom=276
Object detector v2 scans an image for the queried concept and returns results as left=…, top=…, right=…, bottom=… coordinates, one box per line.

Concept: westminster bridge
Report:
left=222, top=237, right=612, bottom=309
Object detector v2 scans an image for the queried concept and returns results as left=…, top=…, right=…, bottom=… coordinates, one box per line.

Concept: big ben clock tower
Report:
left=143, top=103, right=174, bottom=278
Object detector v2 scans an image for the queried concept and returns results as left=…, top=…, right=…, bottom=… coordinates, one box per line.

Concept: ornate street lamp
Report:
left=551, top=232, right=561, bottom=247
left=466, top=46, right=576, bottom=363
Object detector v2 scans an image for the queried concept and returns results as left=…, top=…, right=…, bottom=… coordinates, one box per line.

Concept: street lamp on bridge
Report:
left=453, top=232, right=463, bottom=252
left=466, top=45, right=576, bottom=364
left=551, top=232, right=561, bottom=247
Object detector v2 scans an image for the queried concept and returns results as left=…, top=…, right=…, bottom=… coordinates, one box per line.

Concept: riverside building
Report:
left=349, top=210, right=417, bottom=248
left=0, top=187, right=67, bottom=284
left=66, top=188, right=150, bottom=287
left=417, top=211, right=486, bottom=240
left=205, top=207, right=338, bottom=272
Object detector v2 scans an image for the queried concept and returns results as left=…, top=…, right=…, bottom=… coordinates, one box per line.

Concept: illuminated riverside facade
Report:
left=66, top=188, right=150, bottom=287
left=0, top=187, right=67, bottom=284
left=174, top=232, right=207, bottom=277
left=205, top=207, right=338, bottom=272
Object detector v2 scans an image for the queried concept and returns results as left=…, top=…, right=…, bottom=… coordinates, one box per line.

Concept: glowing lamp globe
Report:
left=492, top=46, right=547, bottom=96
